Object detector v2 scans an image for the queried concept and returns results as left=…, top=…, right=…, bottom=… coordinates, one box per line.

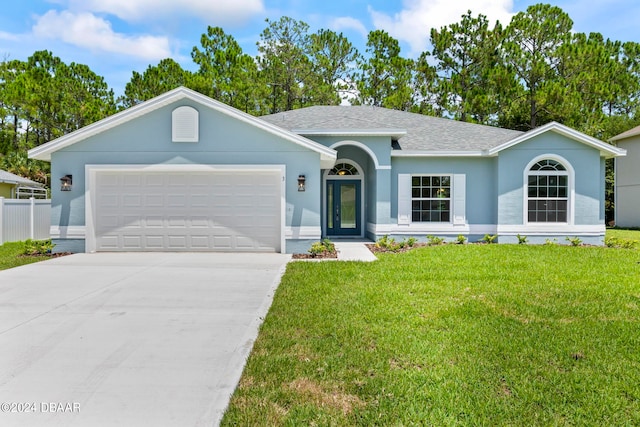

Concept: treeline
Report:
left=1, top=3, right=639, bottom=187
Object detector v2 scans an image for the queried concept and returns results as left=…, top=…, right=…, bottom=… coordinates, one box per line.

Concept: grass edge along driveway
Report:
left=222, top=243, right=640, bottom=426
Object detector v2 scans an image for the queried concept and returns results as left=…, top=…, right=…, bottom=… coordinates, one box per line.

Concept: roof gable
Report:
left=487, top=122, right=626, bottom=158
left=28, top=87, right=336, bottom=167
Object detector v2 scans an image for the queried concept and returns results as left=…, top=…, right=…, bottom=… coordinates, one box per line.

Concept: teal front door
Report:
left=326, top=180, right=361, bottom=236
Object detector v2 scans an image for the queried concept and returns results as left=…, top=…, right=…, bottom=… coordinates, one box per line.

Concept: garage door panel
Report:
left=144, top=235, right=164, bottom=249
left=94, top=170, right=281, bottom=252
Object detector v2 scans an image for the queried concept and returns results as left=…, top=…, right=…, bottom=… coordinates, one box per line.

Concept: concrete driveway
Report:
left=0, top=252, right=290, bottom=427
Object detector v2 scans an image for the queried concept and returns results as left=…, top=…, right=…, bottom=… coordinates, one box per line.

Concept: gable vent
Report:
left=172, top=106, right=199, bottom=142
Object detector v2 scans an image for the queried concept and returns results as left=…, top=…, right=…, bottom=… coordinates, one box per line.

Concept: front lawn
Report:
left=0, top=241, right=51, bottom=271
left=222, top=244, right=640, bottom=425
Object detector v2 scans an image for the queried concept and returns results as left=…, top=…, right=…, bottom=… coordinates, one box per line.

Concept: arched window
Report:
left=328, top=162, right=359, bottom=176
left=527, top=159, right=568, bottom=222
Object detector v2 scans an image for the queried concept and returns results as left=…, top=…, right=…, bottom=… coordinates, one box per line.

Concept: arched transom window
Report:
left=328, top=162, right=359, bottom=176
left=527, top=159, right=568, bottom=222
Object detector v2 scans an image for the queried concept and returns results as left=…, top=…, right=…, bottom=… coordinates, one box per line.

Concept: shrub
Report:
left=405, top=237, right=417, bottom=247
left=544, top=238, right=558, bottom=246
left=481, top=234, right=498, bottom=244
left=456, top=235, right=467, bottom=244
left=23, top=239, right=55, bottom=256
left=308, top=239, right=335, bottom=257
left=375, top=235, right=401, bottom=251
left=517, top=234, right=528, bottom=244
left=605, top=237, right=638, bottom=249
left=566, top=236, right=583, bottom=247
left=427, top=235, right=445, bottom=246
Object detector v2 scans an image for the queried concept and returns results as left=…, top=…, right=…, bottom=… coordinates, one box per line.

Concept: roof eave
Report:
left=610, top=125, right=640, bottom=142
left=487, top=122, right=627, bottom=158
left=391, top=150, right=485, bottom=157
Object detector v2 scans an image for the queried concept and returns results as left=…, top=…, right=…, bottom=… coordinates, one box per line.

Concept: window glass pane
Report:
left=340, top=184, right=356, bottom=228
left=411, top=175, right=451, bottom=222
left=327, top=184, right=333, bottom=229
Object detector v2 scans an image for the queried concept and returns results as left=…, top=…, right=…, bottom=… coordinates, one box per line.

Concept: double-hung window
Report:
left=527, top=159, right=568, bottom=222
left=411, top=175, right=451, bottom=222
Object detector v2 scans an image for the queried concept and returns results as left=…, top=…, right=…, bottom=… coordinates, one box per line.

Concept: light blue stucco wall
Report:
left=50, top=99, right=324, bottom=252
left=391, top=157, right=498, bottom=225
left=497, top=133, right=604, bottom=226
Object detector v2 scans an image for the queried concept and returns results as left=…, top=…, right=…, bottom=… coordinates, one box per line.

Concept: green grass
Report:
left=222, top=244, right=640, bottom=426
left=607, top=228, right=640, bottom=241
left=0, top=241, right=51, bottom=271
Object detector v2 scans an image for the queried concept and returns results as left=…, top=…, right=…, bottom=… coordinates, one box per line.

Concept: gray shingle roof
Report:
left=0, top=169, right=43, bottom=187
left=261, top=106, right=524, bottom=152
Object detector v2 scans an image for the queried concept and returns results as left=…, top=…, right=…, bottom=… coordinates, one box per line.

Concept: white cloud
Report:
left=0, top=31, right=20, bottom=42
left=369, top=0, right=515, bottom=56
left=331, top=17, right=368, bottom=39
left=33, top=10, right=171, bottom=60
left=63, top=0, right=265, bottom=25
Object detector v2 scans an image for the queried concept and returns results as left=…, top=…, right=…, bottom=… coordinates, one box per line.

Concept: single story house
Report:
left=0, top=169, right=46, bottom=199
left=28, top=87, right=626, bottom=253
left=611, top=126, right=640, bottom=228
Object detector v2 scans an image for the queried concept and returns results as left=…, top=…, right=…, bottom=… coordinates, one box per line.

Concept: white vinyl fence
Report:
left=0, top=197, right=51, bottom=245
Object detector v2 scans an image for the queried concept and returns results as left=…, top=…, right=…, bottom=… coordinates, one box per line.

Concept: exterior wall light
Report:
left=298, top=174, right=306, bottom=192
left=60, top=175, right=72, bottom=191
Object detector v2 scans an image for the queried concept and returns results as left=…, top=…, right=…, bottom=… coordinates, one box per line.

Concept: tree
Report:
left=502, top=4, right=573, bottom=129
left=121, top=58, right=191, bottom=108
left=191, top=26, right=264, bottom=113
left=430, top=11, right=508, bottom=124
left=257, top=17, right=313, bottom=113
left=356, top=30, right=414, bottom=110
left=307, top=29, right=360, bottom=105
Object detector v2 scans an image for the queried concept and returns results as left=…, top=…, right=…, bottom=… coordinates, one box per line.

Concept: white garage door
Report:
left=93, top=169, right=281, bottom=252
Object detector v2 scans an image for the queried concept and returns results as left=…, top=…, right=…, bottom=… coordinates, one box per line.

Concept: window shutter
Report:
left=172, top=106, right=199, bottom=142
left=453, top=174, right=466, bottom=225
left=398, top=174, right=412, bottom=225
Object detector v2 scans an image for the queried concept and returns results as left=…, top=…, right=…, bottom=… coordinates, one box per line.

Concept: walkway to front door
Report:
left=326, top=179, right=361, bottom=236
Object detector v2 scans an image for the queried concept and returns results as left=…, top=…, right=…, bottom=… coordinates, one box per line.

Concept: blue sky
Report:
left=1, top=0, right=639, bottom=97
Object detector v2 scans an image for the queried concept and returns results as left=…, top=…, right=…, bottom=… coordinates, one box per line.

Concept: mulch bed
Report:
left=366, top=243, right=430, bottom=254
left=291, top=251, right=338, bottom=260
left=20, top=252, right=73, bottom=258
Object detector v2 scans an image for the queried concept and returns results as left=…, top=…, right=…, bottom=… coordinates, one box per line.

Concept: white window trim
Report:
left=398, top=173, right=466, bottom=227
left=523, top=154, right=575, bottom=227
left=410, top=174, right=453, bottom=224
